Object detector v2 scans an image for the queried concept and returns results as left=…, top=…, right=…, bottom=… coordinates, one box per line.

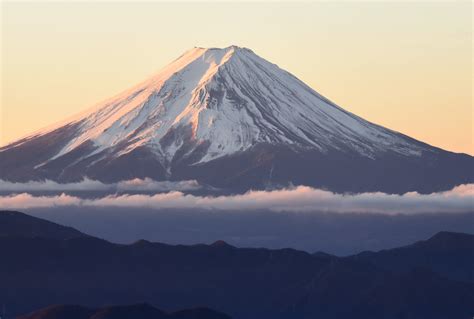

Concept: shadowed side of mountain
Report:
left=16, top=303, right=231, bottom=319
left=0, top=210, right=87, bottom=240
left=2, top=213, right=474, bottom=319
left=171, top=143, right=474, bottom=194
left=167, top=307, right=231, bottom=319
left=2, top=233, right=473, bottom=318
left=88, top=303, right=167, bottom=319
left=282, top=264, right=474, bottom=319
left=16, top=305, right=95, bottom=319
left=0, top=234, right=333, bottom=319
left=352, top=231, right=474, bottom=283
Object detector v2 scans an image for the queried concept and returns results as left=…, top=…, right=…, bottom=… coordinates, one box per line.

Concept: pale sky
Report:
left=1, top=1, right=472, bottom=154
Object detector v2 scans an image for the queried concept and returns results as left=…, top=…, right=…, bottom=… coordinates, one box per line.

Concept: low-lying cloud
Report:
left=0, top=178, right=202, bottom=192
left=0, top=183, right=472, bottom=214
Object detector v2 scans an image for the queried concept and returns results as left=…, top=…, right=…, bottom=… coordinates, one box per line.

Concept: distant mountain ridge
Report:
left=1, top=211, right=473, bottom=319
left=1, top=46, right=472, bottom=194
left=351, top=230, right=474, bottom=286
left=0, top=210, right=86, bottom=240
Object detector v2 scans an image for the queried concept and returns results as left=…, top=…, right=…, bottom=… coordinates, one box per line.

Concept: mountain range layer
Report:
left=1, top=211, right=473, bottom=319
left=17, top=304, right=230, bottom=319
left=1, top=46, right=472, bottom=193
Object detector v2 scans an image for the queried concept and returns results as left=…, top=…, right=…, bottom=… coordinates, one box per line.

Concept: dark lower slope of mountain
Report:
left=284, top=266, right=474, bottom=319
left=17, top=303, right=230, bottom=319
left=353, top=231, right=474, bottom=283
left=171, top=144, right=473, bottom=194
left=0, top=210, right=86, bottom=240
left=1, top=133, right=473, bottom=194
left=1, top=212, right=473, bottom=319
left=17, top=305, right=95, bottom=319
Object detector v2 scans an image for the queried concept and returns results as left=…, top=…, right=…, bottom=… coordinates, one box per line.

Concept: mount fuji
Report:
left=1, top=46, right=472, bottom=193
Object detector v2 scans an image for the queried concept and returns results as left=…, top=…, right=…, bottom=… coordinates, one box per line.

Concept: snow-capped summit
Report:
left=1, top=46, right=472, bottom=193
left=21, top=46, right=424, bottom=162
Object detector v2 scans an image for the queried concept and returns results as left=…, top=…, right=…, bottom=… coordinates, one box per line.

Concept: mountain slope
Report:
left=1, top=46, right=472, bottom=193
left=1, top=212, right=473, bottom=319
left=352, top=231, right=474, bottom=283
left=0, top=210, right=86, bottom=240
left=17, top=303, right=231, bottom=319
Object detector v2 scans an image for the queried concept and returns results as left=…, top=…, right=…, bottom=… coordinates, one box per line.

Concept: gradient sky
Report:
left=1, top=1, right=472, bottom=154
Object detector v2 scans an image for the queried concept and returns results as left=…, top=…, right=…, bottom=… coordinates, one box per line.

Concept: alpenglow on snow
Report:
left=1, top=46, right=472, bottom=194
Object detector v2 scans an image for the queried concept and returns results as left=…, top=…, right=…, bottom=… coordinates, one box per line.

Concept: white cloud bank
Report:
left=0, top=183, right=473, bottom=214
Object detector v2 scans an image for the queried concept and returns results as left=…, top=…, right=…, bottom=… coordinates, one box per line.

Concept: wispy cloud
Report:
left=0, top=183, right=472, bottom=214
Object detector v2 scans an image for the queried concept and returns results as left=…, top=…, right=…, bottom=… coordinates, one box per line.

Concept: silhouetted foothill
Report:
left=1, top=211, right=473, bottom=319
left=17, top=303, right=231, bottom=319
